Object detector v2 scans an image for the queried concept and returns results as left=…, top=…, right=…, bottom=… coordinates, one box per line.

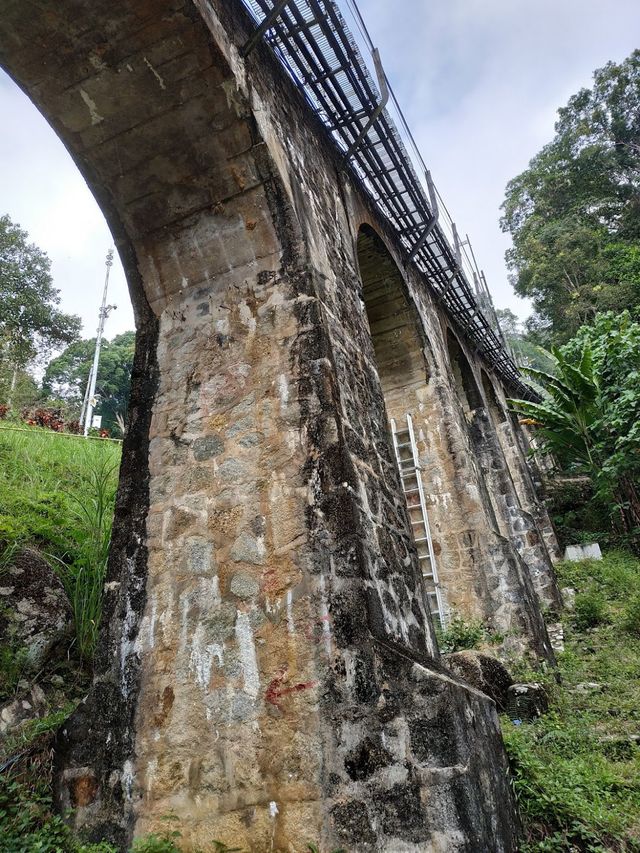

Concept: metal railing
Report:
left=238, top=0, right=533, bottom=398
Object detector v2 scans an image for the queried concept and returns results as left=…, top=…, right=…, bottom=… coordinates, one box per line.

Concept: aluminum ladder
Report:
left=391, top=414, right=447, bottom=628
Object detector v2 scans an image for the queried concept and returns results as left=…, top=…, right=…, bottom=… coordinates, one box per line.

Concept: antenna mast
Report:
left=83, top=248, right=116, bottom=436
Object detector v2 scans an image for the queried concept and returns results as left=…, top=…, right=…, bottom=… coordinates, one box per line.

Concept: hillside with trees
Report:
left=501, top=49, right=640, bottom=346
left=500, top=49, right=640, bottom=853
left=0, top=215, right=135, bottom=434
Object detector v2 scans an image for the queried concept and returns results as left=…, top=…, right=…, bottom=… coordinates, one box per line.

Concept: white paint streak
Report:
left=122, top=760, right=134, bottom=801
left=79, top=89, right=103, bottom=125
left=277, top=374, right=289, bottom=406
left=286, top=589, right=295, bottom=635
left=269, top=801, right=279, bottom=818
left=319, top=573, right=332, bottom=657
left=189, top=623, right=224, bottom=691
left=235, top=611, right=260, bottom=698
left=148, top=597, right=157, bottom=649
left=146, top=758, right=158, bottom=796
left=143, top=56, right=166, bottom=90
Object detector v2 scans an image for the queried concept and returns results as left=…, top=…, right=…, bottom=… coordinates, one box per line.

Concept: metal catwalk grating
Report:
left=238, top=0, right=535, bottom=399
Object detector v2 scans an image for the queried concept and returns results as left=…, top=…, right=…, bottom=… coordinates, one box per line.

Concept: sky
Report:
left=1, top=0, right=638, bottom=340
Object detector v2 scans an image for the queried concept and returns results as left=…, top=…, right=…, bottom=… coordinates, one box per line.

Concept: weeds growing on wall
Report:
left=503, top=550, right=640, bottom=852
left=436, top=614, right=491, bottom=653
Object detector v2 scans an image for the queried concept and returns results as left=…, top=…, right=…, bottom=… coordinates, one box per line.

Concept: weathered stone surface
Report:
left=0, top=684, right=48, bottom=738
left=546, top=621, right=565, bottom=653
left=0, top=549, right=72, bottom=671
left=562, top=587, right=577, bottom=611
left=573, top=681, right=604, bottom=694
left=445, top=651, right=514, bottom=710
left=565, top=543, right=603, bottom=561
left=507, top=683, right=549, bottom=720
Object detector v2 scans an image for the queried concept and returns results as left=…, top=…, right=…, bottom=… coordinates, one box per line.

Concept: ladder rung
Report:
left=403, top=487, right=420, bottom=494
left=414, top=537, right=430, bottom=543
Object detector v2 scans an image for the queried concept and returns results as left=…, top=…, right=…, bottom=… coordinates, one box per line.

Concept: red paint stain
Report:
left=265, top=671, right=317, bottom=710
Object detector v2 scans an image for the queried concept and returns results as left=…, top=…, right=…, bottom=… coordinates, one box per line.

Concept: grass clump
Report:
left=503, top=549, right=640, bottom=851
left=0, top=423, right=120, bottom=661
left=574, top=589, right=609, bottom=630
left=436, top=614, right=486, bottom=652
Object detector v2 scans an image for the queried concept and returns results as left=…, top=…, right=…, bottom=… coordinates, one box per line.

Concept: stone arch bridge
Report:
left=1, top=1, right=561, bottom=850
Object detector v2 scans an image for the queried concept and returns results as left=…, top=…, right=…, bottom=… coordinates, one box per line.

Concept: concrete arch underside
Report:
left=0, top=2, right=555, bottom=850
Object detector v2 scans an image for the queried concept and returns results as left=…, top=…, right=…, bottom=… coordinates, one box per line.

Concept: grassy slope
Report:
left=0, top=424, right=123, bottom=852
left=0, top=423, right=121, bottom=564
left=504, top=550, right=640, bottom=852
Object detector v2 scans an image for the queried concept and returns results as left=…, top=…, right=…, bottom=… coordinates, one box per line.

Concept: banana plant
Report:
left=509, top=344, right=602, bottom=472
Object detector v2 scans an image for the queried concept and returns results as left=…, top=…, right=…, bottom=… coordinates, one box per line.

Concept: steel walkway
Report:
left=238, top=0, right=534, bottom=399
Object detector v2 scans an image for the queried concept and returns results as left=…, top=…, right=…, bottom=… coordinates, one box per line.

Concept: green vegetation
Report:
left=504, top=550, right=640, bottom=851
left=0, top=777, right=116, bottom=853
left=0, top=213, right=134, bottom=432
left=0, top=423, right=120, bottom=660
left=0, top=214, right=81, bottom=406
left=43, top=331, right=135, bottom=434
left=510, top=312, right=640, bottom=541
left=501, top=50, right=640, bottom=345
left=436, top=614, right=487, bottom=653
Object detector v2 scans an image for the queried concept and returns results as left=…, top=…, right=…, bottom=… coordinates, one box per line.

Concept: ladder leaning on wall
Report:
left=391, top=414, right=447, bottom=629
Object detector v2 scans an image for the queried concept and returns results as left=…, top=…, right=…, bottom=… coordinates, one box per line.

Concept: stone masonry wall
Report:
left=355, top=226, right=554, bottom=659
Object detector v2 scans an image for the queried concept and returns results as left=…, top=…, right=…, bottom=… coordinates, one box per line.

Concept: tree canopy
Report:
left=0, top=215, right=81, bottom=386
left=501, top=50, right=640, bottom=344
left=43, top=331, right=135, bottom=432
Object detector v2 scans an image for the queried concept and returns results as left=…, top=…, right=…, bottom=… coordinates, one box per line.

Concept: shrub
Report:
left=0, top=643, right=28, bottom=703
left=0, top=425, right=120, bottom=662
left=437, top=615, right=485, bottom=653
left=573, top=590, right=608, bottom=630
left=130, top=834, right=182, bottom=853
left=0, top=776, right=116, bottom=853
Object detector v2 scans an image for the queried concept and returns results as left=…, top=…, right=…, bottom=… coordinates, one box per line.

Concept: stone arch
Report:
left=481, top=369, right=508, bottom=424
left=445, top=328, right=484, bottom=413
left=356, top=224, right=448, bottom=627
left=357, top=225, right=430, bottom=416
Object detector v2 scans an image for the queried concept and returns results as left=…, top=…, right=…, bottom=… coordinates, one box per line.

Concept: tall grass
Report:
left=503, top=550, right=640, bottom=851
left=0, top=425, right=121, bottom=663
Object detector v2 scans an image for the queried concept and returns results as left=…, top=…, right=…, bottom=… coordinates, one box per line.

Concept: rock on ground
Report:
left=444, top=650, right=514, bottom=710
left=0, top=548, right=72, bottom=672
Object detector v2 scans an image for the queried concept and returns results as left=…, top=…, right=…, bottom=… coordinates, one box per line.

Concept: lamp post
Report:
left=83, top=249, right=117, bottom=436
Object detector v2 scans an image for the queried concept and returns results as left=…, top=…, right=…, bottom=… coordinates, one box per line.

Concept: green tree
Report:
left=495, top=308, right=557, bottom=374
left=43, top=331, right=135, bottom=433
left=510, top=311, right=640, bottom=536
left=0, top=214, right=81, bottom=403
left=501, top=50, right=640, bottom=344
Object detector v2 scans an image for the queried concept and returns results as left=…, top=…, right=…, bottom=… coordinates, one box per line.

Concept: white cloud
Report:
left=0, top=72, right=134, bottom=340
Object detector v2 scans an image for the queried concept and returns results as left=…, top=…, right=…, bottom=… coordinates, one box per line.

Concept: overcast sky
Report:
left=1, top=0, right=638, bottom=340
